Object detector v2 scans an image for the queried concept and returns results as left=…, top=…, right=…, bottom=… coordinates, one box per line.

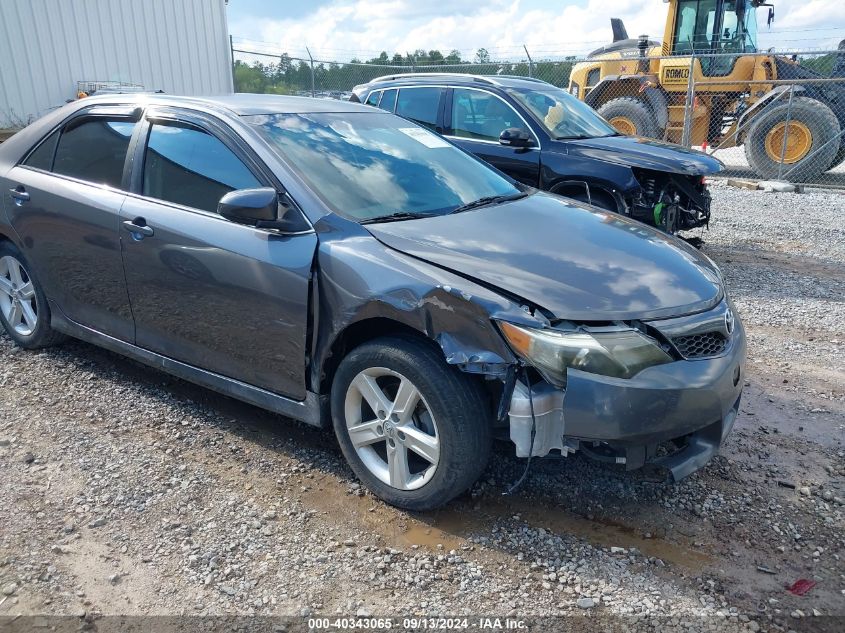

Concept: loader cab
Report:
left=667, top=0, right=766, bottom=75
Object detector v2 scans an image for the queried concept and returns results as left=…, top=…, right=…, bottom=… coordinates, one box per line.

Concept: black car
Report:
left=352, top=73, right=723, bottom=236
left=0, top=94, right=744, bottom=511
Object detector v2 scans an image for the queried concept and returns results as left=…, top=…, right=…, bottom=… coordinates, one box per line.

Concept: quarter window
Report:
left=23, top=129, right=60, bottom=171
left=365, top=91, right=381, bottom=106
left=395, top=87, right=442, bottom=130
left=142, top=123, right=261, bottom=213
left=52, top=118, right=135, bottom=188
left=451, top=89, right=521, bottom=142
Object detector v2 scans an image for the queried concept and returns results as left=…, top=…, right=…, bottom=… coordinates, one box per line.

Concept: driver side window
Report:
left=450, top=89, right=520, bottom=142
left=142, top=122, right=261, bottom=213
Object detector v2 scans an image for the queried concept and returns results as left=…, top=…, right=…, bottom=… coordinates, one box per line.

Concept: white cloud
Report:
left=229, top=0, right=845, bottom=61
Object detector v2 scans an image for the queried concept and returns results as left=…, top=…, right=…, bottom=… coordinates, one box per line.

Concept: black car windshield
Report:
left=246, top=111, right=520, bottom=222
left=506, top=86, right=619, bottom=139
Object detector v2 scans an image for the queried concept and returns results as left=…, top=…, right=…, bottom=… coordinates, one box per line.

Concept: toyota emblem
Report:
left=725, top=308, right=735, bottom=336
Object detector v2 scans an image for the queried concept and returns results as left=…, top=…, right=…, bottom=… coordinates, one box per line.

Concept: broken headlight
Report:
left=498, top=321, right=672, bottom=386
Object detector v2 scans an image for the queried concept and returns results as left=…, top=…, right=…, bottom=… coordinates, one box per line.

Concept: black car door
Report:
left=3, top=107, right=138, bottom=341
left=444, top=87, right=541, bottom=187
left=119, top=108, right=317, bottom=400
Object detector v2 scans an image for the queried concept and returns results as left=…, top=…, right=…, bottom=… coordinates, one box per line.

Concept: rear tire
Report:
left=598, top=97, right=659, bottom=138
left=744, top=97, right=840, bottom=182
left=0, top=242, right=65, bottom=349
left=331, top=336, right=492, bottom=511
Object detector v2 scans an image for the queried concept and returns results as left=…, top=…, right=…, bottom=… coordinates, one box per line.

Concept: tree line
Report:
left=233, top=48, right=578, bottom=94
left=233, top=48, right=841, bottom=95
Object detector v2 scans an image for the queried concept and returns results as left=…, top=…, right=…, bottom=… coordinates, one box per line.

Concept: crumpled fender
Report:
left=310, top=217, right=546, bottom=390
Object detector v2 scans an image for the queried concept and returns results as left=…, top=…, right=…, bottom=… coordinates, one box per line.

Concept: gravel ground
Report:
left=0, top=185, right=843, bottom=631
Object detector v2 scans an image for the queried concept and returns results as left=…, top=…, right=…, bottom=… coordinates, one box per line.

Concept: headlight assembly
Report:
left=498, top=321, right=672, bottom=386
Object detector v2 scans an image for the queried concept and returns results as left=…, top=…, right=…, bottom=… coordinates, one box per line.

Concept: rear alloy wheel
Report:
left=745, top=96, right=841, bottom=182
left=331, top=336, right=491, bottom=511
left=597, top=97, right=659, bottom=138
left=0, top=243, right=64, bottom=349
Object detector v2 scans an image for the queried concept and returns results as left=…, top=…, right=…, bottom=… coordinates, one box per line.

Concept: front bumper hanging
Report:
left=507, top=319, right=746, bottom=481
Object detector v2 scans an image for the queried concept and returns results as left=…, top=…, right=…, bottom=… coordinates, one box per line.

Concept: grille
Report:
left=672, top=332, right=727, bottom=359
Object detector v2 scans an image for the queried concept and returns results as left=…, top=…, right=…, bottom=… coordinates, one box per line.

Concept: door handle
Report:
left=9, top=187, right=30, bottom=204
left=122, top=219, right=154, bottom=238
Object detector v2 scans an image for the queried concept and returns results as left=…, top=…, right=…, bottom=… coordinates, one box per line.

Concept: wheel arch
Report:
left=317, top=316, right=436, bottom=395
left=549, top=178, right=625, bottom=212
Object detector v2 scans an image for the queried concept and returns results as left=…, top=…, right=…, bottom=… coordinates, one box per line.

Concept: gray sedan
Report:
left=0, top=94, right=745, bottom=510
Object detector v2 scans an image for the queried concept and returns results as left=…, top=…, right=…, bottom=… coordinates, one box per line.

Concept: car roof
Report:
left=71, top=92, right=373, bottom=116
left=357, top=73, right=553, bottom=92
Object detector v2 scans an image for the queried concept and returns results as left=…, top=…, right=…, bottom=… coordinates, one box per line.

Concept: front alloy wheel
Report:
left=331, top=336, right=492, bottom=511
left=345, top=367, right=440, bottom=491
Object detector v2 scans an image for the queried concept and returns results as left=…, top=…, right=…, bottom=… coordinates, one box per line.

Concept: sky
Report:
left=226, top=0, right=845, bottom=62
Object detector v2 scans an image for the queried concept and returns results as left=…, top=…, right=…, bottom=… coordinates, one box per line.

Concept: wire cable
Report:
left=505, top=366, right=537, bottom=496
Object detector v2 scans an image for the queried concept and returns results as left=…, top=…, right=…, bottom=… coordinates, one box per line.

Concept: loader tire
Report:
left=826, top=142, right=845, bottom=171
left=597, top=98, right=659, bottom=138
left=744, top=97, right=840, bottom=182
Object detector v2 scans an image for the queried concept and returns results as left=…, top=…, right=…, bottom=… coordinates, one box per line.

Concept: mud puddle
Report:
left=301, top=474, right=711, bottom=570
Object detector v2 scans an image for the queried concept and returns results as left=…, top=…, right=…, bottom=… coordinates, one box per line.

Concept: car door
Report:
left=445, top=87, right=541, bottom=187
left=3, top=107, right=138, bottom=340
left=120, top=108, right=317, bottom=400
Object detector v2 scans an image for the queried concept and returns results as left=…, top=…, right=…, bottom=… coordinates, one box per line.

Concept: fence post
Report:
left=229, top=34, right=236, bottom=93
left=523, top=45, right=534, bottom=78
left=681, top=53, right=697, bottom=147
left=777, top=84, right=796, bottom=180
left=305, top=46, right=315, bottom=97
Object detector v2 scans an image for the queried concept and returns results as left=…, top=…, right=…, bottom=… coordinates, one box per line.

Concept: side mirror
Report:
left=218, top=187, right=278, bottom=225
left=499, top=127, right=533, bottom=148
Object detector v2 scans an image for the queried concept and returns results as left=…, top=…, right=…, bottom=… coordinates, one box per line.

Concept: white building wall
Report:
left=0, top=0, right=232, bottom=128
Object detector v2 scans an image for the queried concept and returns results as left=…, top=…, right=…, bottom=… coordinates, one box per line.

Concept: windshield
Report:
left=246, top=112, right=519, bottom=222
left=674, top=0, right=758, bottom=54
left=506, top=86, right=619, bottom=139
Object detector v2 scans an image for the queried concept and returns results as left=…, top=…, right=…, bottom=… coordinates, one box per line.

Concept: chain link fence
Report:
left=232, top=45, right=845, bottom=188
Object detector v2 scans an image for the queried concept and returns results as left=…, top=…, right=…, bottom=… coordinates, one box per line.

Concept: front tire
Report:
left=331, top=336, right=492, bottom=511
left=0, top=242, right=64, bottom=349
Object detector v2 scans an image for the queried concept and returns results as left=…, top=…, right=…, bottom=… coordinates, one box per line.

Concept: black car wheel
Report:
left=331, top=336, right=492, bottom=511
left=0, top=242, right=64, bottom=349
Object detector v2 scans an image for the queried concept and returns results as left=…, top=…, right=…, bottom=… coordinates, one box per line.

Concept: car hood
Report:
left=561, top=135, right=723, bottom=176
left=366, top=193, right=723, bottom=321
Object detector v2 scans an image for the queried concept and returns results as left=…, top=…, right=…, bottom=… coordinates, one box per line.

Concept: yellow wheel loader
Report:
left=568, top=1, right=845, bottom=181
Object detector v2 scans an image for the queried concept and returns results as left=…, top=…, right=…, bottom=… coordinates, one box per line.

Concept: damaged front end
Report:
left=626, top=169, right=712, bottom=236
left=497, top=300, right=746, bottom=482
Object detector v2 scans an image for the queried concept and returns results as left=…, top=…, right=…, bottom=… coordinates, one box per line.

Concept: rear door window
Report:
left=142, top=122, right=261, bottom=213
left=51, top=118, right=135, bottom=188
left=395, top=87, right=443, bottom=130
left=378, top=88, right=397, bottom=113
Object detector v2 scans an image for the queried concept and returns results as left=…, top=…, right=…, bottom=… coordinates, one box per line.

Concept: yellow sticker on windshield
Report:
left=398, top=127, right=451, bottom=148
